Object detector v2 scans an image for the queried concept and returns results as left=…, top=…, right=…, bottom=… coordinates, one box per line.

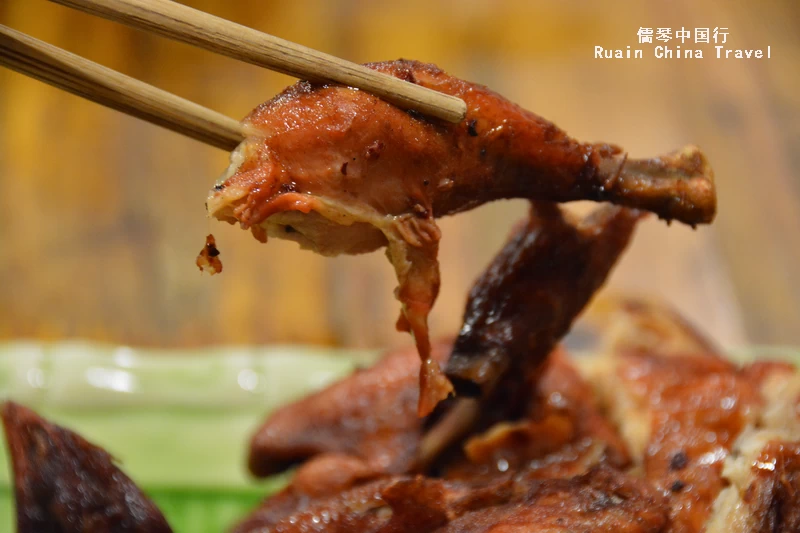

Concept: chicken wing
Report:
left=1, top=402, right=172, bottom=533
left=446, top=203, right=643, bottom=400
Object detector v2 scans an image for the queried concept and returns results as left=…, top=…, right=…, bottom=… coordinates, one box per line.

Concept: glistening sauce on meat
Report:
left=207, top=60, right=716, bottom=416
left=614, top=352, right=762, bottom=532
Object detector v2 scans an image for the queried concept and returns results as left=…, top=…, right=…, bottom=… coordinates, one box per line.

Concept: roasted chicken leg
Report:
left=207, top=59, right=715, bottom=415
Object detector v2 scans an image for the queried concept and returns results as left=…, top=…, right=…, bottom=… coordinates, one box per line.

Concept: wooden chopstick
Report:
left=0, top=24, right=245, bottom=151
left=49, top=0, right=469, bottom=123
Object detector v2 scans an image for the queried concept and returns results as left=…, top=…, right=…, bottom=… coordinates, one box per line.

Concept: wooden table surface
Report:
left=0, top=0, right=797, bottom=350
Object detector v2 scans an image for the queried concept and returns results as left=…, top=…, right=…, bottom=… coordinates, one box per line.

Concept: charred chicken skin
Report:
left=1, top=402, right=172, bottom=533
left=234, top=466, right=669, bottom=533
left=207, top=60, right=716, bottom=416
left=446, top=203, right=642, bottom=400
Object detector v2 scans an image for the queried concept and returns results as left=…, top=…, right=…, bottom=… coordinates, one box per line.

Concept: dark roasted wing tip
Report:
left=1, top=401, right=173, bottom=533
left=443, top=204, right=643, bottom=399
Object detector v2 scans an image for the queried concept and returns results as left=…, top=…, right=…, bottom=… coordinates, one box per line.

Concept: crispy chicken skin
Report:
left=434, top=466, right=669, bottom=533
left=423, top=204, right=641, bottom=471
left=577, top=301, right=800, bottom=533
left=446, top=203, right=643, bottom=400
left=706, top=363, right=800, bottom=533
left=248, top=341, right=451, bottom=480
left=234, top=466, right=670, bottom=533
left=740, top=440, right=800, bottom=533
left=626, top=352, right=761, bottom=532
left=231, top=478, right=398, bottom=533
left=1, top=402, right=172, bottom=533
left=609, top=353, right=800, bottom=533
left=207, top=59, right=715, bottom=416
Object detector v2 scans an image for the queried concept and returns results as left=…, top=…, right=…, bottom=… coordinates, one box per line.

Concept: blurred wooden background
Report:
left=0, top=0, right=798, bottom=350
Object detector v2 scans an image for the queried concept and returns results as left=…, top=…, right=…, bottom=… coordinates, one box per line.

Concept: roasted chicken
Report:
left=207, top=60, right=716, bottom=415
left=235, top=300, right=800, bottom=533
left=247, top=340, right=452, bottom=481
left=246, top=203, right=640, bottom=484
left=445, top=203, right=642, bottom=401
left=233, top=205, right=798, bottom=533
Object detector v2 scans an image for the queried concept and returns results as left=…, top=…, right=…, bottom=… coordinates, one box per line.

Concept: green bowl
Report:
left=0, top=341, right=377, bottom=533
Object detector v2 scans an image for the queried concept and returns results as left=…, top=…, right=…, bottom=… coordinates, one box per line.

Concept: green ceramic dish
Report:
left=0, top=341, right=377, bottom=533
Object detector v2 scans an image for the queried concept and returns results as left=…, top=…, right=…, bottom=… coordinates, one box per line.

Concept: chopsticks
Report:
left=0, top=24, right=245, bottom=151
left=1, top=0, right=467, bottom=152
left=49, top=0, right=468, bottom=123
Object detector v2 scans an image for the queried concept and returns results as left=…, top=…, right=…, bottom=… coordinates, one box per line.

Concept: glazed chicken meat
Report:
left=207, top=59, right=716, bottom=415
